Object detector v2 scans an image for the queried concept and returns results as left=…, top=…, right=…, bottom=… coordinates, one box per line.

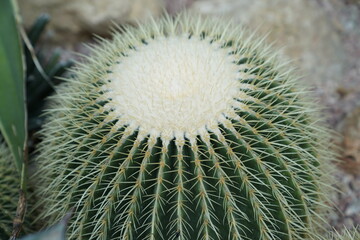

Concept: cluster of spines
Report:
left=318, top=228, right=360, bottom=240
left=33, top=13, right=335, bottom=240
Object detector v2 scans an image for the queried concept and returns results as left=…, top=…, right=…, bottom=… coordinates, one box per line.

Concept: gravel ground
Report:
left=317, top=0, right=360, bottom=232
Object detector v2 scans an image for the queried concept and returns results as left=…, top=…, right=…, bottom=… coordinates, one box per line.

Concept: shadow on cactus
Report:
left=33, top=13, right=335, bottom=240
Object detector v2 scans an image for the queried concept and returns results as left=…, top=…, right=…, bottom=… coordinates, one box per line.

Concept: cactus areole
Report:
left=35, top=13, right=332, bottom=240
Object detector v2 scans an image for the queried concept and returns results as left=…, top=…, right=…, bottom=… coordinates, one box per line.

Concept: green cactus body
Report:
left=0, top=140, right=19, bottom=239
left=34, top=13, right=334, bottom=240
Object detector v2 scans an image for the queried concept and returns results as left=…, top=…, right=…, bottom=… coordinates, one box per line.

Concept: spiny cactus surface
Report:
left=34, top=13, right=334, bottom=240
left=0, top=139, right=19, bottom=239
left=321, top=228, right=360, bottom=240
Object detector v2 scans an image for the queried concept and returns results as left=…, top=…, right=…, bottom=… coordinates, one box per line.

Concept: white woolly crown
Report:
left=102, top=35, right=243, bottom=142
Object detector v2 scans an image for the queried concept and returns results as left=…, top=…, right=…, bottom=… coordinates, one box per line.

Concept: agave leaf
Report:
left=0, top=0, right=26, bottom=173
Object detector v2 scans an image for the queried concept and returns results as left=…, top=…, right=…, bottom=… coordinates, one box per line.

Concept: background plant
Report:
left=0, top=0, right=71, bottom=239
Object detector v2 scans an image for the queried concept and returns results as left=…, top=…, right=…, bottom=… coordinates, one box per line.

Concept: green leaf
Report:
left=19, top=213, right=71, bottom=240
left=0, top=0, right=27, bottom=172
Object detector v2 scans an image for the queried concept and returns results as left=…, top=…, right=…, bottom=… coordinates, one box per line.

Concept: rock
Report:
left=340, top=106, right=360, bottom=175
left=345, top=200, right=360, bottom=215
left=190, top=0, right=348, bottom=87
left=18, top=0, right=164, bottom=40
left=166, top=0, right=194, bottom=14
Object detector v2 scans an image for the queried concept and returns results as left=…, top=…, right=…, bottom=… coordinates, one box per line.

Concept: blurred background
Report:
left=18, top=0, right=360, bottom=234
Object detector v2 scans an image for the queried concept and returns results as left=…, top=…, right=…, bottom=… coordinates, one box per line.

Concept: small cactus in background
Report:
left=34, top=13, right=334, bottom=240
left=0, top=139, right=19, bottom=239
